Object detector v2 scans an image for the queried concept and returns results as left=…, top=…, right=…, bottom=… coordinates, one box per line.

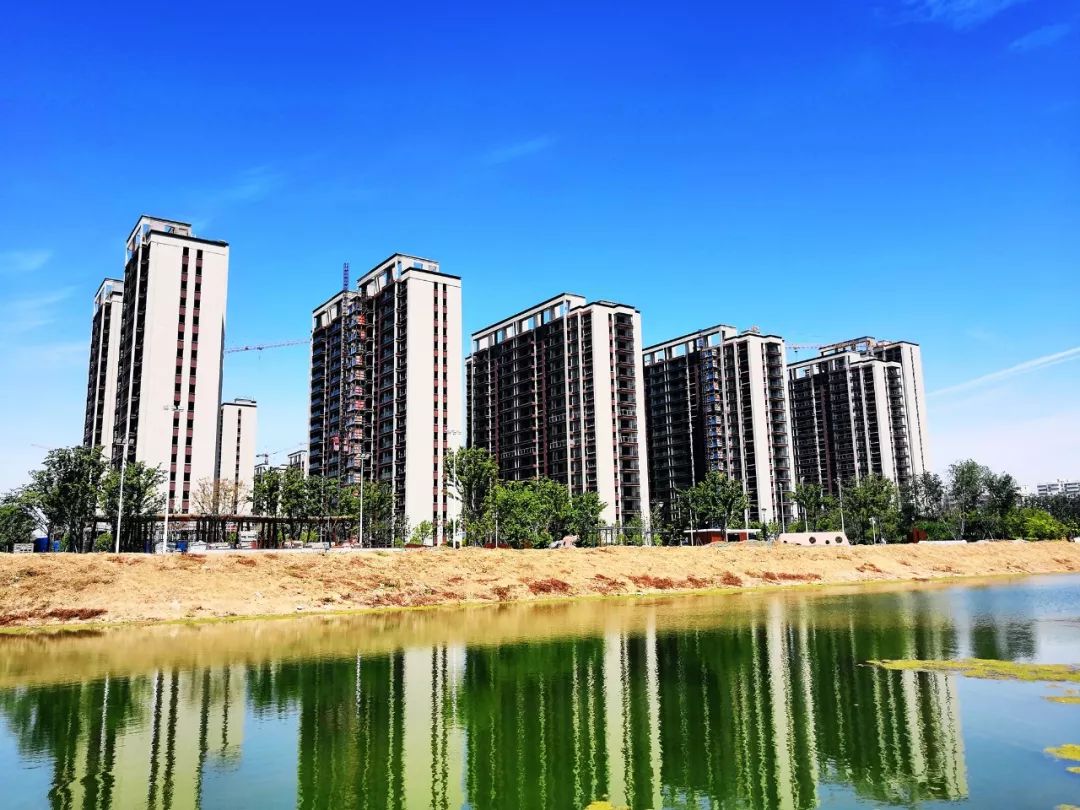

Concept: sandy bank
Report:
left=2, top=541, right=1079, bottom=631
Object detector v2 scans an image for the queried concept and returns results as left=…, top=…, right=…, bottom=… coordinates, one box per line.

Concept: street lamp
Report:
left=870, top=516, right=879, bottom=545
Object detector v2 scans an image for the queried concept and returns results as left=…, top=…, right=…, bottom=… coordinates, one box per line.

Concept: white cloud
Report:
left=191, top=166, right=284, bottom=230
left=1009, top=22, right=1072, bottom=52
left=483, top=136, right=556, bottom=166
left=0, top=249, right=53, bottom=276
left=930, top=345, right=1080, bottom=398
left=4, top=288, right=77, bottom=334
left=219, top=165, right=283, bottom=204
left=902, top=0, right=1030, bottom=29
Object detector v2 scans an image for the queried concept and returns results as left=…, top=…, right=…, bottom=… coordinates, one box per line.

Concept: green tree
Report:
left=279, top=465, right=311, bottom=543
left=488, top=478, right=571, bottom=549
left=445, top=448, right=498, bottom=544
left=100, top=461, right=165, bottom=551
left=367, top=480, right=396, bottom=546
left=681, top=471, right=748, bottom=543
left=844, top=475, right=900, bottom=543
left=1004, top=508, right=1067, bottom=540
left=569, top=491, right=606, bottom=546
left=945, top=460, right=988, bottom=541
left=28, top=446, right=108, bottom=552
left=984, top=472, right=1020, bottom=539
left=410, top=520, right=434, bottom=546
left=253, top=467, right=283, bottom=516
left=790, top=482, right=828, bottom=531
left=0, top=489, right=38, bottom=552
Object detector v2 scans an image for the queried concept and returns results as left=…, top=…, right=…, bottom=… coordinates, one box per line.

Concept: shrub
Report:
left=1005, top=508, right=1067, bottom=541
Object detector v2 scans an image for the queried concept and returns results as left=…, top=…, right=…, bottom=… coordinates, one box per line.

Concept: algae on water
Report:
left=869, top=658, right=1080, bottom=683
left=1046, top=744, right=1080, bottom=763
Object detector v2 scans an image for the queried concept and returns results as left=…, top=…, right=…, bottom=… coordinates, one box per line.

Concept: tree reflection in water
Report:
left=2, top=586, right=1042, bottom=810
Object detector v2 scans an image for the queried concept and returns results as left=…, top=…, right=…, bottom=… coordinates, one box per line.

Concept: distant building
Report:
left=1036, top=479, right=1080, bottom=497
left=788, top=337, right=930, bottom=497
left=308, top=254, right=463, bottom=544
left=287, top=449, right=309, bottom=476
left=111, top=216, right=229, bottom=513
left=216, top=399, right=257, bottom=514
left=643, top=326, right=795, bottom=524
left=82, top=278, right=125, bottom=450
left=467, top=293, right=650, bottom=526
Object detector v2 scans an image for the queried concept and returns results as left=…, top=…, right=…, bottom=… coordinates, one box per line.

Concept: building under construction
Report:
left=643, top=325, right=795, bottom=525
left=308, top=255, right=463, bottom=544
left=788, top=337, right=930, bottom=497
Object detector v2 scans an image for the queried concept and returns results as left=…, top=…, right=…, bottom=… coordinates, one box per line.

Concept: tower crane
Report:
left=224, top=339, right=307, bottom=355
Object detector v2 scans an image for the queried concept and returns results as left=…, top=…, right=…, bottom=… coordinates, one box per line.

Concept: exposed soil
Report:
left=1, top=541, right=1078, bottom=630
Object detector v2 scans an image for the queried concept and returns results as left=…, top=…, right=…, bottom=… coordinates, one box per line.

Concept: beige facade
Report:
left=113, top=216, right=229, bottom=513
left=216, top=399, right=257, bottom=515
left=82, top=278, right=125, bottom=450
left=643, top=326, right=795, bottom=524
left=308, top=255, right=463, bottom=545
left=468, top=294, right=650, bottom=526
left=789, top=337, right=929, bottom=496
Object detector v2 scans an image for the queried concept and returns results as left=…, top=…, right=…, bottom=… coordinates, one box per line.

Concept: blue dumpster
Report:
left=34, top=538, right=48, bottom=553
left=51, top=540, right=60, bottom=552
left=176, top=540, right=189, bottom=554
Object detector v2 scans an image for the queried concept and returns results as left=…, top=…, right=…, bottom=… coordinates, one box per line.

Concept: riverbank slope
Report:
left=2, top=542, right=1079, bottom=630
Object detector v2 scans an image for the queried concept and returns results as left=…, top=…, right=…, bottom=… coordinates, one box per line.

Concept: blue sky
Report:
left=1, top=0, right=1078, bottom=490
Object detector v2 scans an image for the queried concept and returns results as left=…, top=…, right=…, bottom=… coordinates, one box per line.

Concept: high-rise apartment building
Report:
left=308, top=254, right=462, bottom=544
left=216, top=398, right=257, bottom=514
left=788, top=337, right=929, bottom=497
left=466, top=294, right=650, bottom=526
left=82, top=278, right=125, bottom=449
left=112, top=216, right=229, bottom=513
left=643, top=326, right=795, bottom=524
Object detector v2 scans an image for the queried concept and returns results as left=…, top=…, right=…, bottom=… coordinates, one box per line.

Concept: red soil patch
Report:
left=526, top=578, right=573, bottom=595
left=719, top=571, right=743, bottom=587
left=755, top=571, right=822, bottom=583
left=628, top=574, right=678, bottom=590
left=490, top=585, right=515, bottom=601
left=856, top=562, right=884, bottom=574
left=45, top=607, right=108, bottom=621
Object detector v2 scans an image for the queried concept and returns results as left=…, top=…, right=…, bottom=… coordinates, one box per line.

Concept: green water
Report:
left=2, top=576, right=1080, bottom=809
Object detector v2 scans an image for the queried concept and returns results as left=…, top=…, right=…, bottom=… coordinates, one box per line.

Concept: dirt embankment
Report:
left=2, top=542, right=1079, bottom=630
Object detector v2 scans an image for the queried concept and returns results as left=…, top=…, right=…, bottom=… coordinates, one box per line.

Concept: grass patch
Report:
left=870, top=658, right=1080, bottom=683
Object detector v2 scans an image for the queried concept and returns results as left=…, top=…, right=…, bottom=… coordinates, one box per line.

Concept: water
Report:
left=2, top=576, right=1079, bottom=809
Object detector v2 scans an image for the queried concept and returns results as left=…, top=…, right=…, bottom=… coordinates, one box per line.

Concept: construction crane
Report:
left=788, top=337, right=892, bottom=356
left=224, top=339, right=307, bottom=355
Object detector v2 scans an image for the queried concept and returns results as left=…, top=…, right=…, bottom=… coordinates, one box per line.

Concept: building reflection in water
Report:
left=1, top=591, right=985, bottom=809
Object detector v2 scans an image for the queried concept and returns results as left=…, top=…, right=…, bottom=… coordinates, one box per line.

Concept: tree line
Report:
left=1, top=445, right=1076, bottom=551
